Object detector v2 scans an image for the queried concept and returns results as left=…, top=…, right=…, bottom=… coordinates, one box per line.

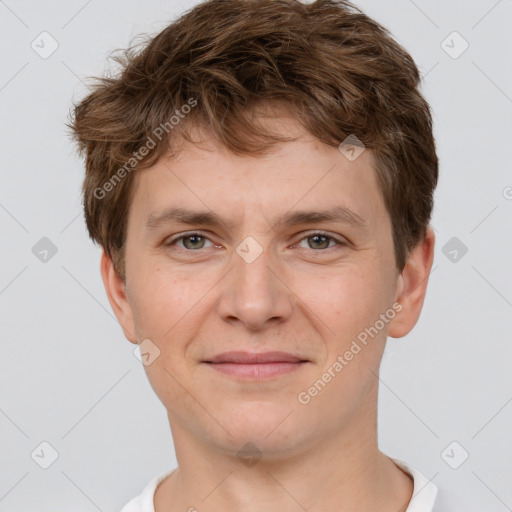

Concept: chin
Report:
left=210, top=401, right=308, bottom=455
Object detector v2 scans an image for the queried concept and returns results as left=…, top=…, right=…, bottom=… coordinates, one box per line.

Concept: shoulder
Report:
left=390, top=457, right=473, bottom=512
left=391, top=457, right=438, bottom=511
left=120, top=469, right=176, bottom=512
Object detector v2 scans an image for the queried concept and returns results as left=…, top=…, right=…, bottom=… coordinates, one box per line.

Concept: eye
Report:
left=296, top=232, right=345, bottom=250
left=165, top=232, right=215, bottom=250
left=164, top=231, right=347, bottom=253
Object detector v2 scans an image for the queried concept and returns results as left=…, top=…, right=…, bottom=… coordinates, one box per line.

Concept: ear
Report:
left=388, top=227, right=435, bottom=339
left=100, top=250, right=138, bottom=344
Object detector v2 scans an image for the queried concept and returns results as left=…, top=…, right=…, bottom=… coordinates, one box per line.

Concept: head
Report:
left=69, top=0, right=437, bottom=458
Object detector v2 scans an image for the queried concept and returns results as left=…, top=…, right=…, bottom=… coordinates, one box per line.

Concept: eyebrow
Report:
left=145, top=205, right=367, bottom=230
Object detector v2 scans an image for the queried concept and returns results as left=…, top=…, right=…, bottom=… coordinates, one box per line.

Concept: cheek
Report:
left=129, top=269, right=191, bottom=338
left=128, top=270, right=207, bottom=401
left=300, top=269, right=392, bottom=386
left=128, top=264, right=222, bottom=357
left=300, top=267, right=387, bottom=333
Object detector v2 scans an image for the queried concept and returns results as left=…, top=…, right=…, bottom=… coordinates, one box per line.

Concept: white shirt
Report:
left=120, top=458, right=470, bottom=512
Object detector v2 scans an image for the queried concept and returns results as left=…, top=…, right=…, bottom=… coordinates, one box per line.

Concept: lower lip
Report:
left=206, top=362, right=306, bottom=379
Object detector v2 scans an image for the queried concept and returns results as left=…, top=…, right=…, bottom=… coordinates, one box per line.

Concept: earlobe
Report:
left=388, top=227, right=435, bottom=339
left=100, top=250, right=138, bottom=344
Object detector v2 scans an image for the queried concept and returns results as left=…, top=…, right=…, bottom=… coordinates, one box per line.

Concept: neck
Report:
left=155, top=404, right=413, bottom=512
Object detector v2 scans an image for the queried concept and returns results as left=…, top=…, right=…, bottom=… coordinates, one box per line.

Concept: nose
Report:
left=216, top=242, right=294, bottom=331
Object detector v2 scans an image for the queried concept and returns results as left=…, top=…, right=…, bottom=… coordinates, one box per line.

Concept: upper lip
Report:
left=206, top=351, right=307, bottom=364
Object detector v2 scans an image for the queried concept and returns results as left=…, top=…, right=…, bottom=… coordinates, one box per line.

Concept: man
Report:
left=69, top=0, right=468, bottom=510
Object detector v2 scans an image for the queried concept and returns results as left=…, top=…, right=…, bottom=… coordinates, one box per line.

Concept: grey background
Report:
left=1, top=0, right=511, bottom=510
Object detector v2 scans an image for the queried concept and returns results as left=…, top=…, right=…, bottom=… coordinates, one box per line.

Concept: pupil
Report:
left=185, top=235, right=203, bottom=249
left=310, top=235, right=328, bottom=249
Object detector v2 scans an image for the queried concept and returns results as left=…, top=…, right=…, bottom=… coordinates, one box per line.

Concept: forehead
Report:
left=128, top=114, right=386, bottom=232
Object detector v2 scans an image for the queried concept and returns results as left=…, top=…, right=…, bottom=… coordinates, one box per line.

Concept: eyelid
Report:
left=165, top=231, right=215, bottom=247
left=293, top=230, right=348, bottom=248
left=165, top=230, right=348, bottom=250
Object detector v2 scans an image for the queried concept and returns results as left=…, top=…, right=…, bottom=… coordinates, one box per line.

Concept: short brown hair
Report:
left=69, top=0, right=438, bottom=280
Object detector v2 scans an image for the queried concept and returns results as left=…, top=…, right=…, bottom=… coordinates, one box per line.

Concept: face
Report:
left=103, top=112, right=432, bottom=459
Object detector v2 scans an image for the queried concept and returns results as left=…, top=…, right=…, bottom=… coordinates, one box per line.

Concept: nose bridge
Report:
left=218, top=236, right=292, bottom=329
left=235, top=240, right=274, bottom=294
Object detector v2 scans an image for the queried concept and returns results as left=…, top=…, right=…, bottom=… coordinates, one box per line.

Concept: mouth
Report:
left=203, top=351, right=309, bottom=380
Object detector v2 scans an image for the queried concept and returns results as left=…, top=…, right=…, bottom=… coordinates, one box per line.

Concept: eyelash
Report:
left=164, top=231, right=347, bottom=252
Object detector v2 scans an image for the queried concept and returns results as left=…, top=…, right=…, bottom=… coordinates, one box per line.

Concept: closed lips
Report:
left=205, top=351, right=308, bottom=364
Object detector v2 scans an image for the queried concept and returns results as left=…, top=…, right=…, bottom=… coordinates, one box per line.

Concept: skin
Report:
left=101, top=110, right=435, bottom=512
